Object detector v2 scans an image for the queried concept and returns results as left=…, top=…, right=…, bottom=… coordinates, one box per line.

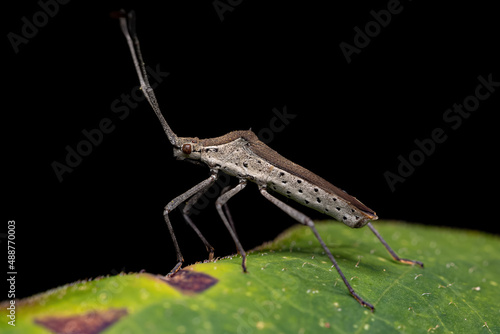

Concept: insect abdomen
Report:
left=266, top=167, right=373, bottom=228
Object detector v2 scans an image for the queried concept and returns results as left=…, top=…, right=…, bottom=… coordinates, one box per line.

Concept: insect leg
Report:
left=180, top=183, right=238, bottom=261
left=164, top=171, right=218, bottom=277
left=182, top=185, right=216, bottom=261
left=259, top=186, right=375, bottom=311
left=367, top=223, right=424, bottom=267
left=220, top=185, right=238, bottom=237
left=215, top=180, right=248, bottom=272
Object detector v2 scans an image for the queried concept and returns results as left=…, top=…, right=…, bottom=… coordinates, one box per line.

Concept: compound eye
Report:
left=182, top=143, right=192, bottom=155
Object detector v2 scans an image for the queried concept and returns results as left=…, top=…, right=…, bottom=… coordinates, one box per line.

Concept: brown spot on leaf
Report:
left=159, top=269, right=218, bottom=294
left=34, top=308, right=127, bottom=334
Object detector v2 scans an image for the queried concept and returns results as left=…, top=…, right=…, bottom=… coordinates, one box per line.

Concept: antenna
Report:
left=118, top=10, right=178, bottom=146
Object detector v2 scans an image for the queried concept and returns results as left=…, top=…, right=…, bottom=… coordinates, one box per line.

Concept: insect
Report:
left=117, top=10, right=423, bottom=311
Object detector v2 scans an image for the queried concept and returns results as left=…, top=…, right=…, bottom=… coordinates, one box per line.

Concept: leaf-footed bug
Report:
left=116, top=10, right=423, bottom=311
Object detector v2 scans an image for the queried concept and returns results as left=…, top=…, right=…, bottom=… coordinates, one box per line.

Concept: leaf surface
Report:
left=2, top=221, right=499, bottom=333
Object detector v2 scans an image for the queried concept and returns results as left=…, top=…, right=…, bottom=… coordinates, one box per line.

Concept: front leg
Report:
left=215, top=180, right=248, bottom=272
left=181, top=184, right=238, bottom=262
left=164, top=171, right=218, bottom=277
left=182, top=186, right=216, bottom=261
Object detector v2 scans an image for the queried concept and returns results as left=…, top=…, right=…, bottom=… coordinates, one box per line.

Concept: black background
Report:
left=4, top=1, right=499, bottom=299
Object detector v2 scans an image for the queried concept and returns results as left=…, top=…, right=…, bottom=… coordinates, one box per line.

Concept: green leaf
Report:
left=2, top=221, right=499, bottom=333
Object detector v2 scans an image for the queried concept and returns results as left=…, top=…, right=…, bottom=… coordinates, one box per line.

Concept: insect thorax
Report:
left=201, top=138, right=272, bottom=185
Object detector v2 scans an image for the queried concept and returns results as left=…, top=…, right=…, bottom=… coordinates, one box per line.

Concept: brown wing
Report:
left=200, top=130, right=376, bottom=217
